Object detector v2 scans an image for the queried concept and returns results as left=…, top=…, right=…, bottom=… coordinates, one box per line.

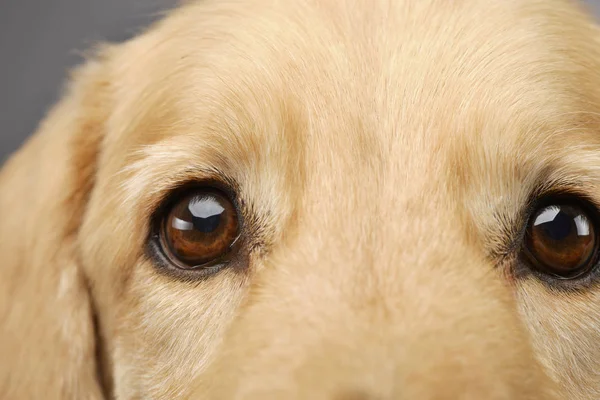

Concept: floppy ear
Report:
left=0, top=49, right=113, bottom=399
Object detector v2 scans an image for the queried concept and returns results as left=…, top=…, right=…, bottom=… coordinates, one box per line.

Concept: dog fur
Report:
left=2, top=0, right=600, bottom=398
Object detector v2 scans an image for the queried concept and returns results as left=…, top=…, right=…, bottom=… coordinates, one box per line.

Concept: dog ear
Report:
left=0, top=48, right=114, bottom=399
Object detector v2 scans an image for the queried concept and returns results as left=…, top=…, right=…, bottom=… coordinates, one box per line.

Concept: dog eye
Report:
left=159, top=189, right=240, bottom=269
left=523, top=201, right=598, bottom=279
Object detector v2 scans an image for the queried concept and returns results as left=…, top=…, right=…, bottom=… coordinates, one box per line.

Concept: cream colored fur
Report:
left=2, top=0, right=600, bottom=398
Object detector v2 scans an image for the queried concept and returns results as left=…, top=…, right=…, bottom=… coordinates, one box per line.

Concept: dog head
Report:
left=2, top=0, right=600, bottom=398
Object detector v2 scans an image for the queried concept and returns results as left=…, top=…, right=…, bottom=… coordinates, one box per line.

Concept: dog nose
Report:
left=334, top=390, right=371, bottom=400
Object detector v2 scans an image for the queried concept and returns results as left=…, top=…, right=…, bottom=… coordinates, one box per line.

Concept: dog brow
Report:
left=116, top=142, right=236, bottom=216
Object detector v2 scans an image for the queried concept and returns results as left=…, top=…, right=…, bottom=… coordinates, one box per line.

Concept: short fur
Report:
left=2, top=0, right=600, bottom=398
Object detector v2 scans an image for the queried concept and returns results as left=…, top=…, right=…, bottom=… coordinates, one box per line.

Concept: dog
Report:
left=3, top=0, right=600, bottom=398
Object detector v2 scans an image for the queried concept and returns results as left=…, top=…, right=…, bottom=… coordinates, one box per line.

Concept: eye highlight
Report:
left=158, top=188, right=240, bottom=270
left=523, top=200, right=598, bottom=280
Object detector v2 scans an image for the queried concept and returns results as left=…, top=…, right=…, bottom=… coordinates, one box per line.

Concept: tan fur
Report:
left=2, top=0, right=600, bottom=398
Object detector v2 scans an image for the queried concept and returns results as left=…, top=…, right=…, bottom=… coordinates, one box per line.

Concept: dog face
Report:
left=2, top=0, right=600, bottom=398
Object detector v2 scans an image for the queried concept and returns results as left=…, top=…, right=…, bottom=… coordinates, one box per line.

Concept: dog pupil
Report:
left=538, top=209, right=573, bottom=242
left=193, top=214, right=221, bottom=233
left=187, top=195, right=225, bottom=234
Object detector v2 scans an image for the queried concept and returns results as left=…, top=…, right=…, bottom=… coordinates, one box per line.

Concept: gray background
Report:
left=1, top=0, right=600, bottom=163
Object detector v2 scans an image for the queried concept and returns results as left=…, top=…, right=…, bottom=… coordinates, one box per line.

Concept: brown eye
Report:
left=524, top=202, right=598, bottom=279
left=159, top=189, right=240, bottom=269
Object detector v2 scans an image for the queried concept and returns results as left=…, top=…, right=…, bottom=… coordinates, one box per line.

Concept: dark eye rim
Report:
left=146, top=180, right=245, bottom=279
left=517, top=191, right=600, bottom=286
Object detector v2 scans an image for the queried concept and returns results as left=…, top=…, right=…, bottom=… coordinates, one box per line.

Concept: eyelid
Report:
left=144, top=173, right=241, bottom=221
left=526, top=168, right=600, bottom=211
left=491, top=179, right=600, bottom=263
left=519, top=167, right=597, bottom=220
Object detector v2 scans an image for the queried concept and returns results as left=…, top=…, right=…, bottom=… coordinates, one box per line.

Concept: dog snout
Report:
left=189, top=238, right=561, bottom=399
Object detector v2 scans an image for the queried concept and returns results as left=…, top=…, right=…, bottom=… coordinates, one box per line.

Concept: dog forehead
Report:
left=106, top=0, right=600, bottom=220
left=124, top=0, right=589, bottom=142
